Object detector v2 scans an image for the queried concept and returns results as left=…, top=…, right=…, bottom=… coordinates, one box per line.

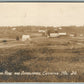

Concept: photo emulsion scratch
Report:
left=0, top=2, right=84, bottom=82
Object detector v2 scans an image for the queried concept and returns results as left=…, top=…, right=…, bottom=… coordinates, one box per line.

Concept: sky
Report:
left=0, top=3, right=84, bottom=27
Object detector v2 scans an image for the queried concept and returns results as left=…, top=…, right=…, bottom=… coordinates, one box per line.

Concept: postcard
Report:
left=0, top=2, right=83, bottom=82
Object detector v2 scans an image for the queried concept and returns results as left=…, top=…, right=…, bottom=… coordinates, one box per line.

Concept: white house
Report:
left=49, top=33, right=59, bottom=37
left=58, top=32, right=67, bottom=36
left=49, top=32, right=67, bottom=38
left=22, top=35, right=31, bottom=41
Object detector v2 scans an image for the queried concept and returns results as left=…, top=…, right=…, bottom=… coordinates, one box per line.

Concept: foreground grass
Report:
left=0, top=37, right=84, bottom=81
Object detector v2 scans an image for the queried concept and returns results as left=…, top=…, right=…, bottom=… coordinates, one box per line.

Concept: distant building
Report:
left=38, top=30, right=45, bottom=33
left=70, top=34, right=74, bottom=37
left=49, top=33, right=59, bottom=37
left=58, top=32, right=67, bottom=36
left=59, top=27, right=62, bottom=30
left=69, top=33, right=76, bottom=37
left=38, top=30, right=46, bottom=36
left=12, top=28, right=16, bottom=30
left=80, top=34, right=83, bottom=37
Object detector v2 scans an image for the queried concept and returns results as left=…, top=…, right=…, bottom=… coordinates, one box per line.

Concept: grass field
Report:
left=0, top=36, right=84, bottom=82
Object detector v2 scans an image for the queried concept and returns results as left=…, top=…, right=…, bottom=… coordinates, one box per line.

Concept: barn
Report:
left=46, top=28, right=67, bottom=38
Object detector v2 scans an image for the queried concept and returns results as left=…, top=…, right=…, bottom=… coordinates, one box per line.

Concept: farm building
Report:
left=46, top=28, right=67, bottom=38
left=49, top=33, right=59, bottom=37
left=38, top=30, right=47, bottom=36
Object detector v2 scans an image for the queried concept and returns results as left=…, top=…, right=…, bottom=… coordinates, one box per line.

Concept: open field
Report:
left=0, top=36, right=84, bottom=82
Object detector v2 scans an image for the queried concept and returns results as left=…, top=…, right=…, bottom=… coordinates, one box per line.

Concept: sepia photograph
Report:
left=0, top=2, right=84, bottom=82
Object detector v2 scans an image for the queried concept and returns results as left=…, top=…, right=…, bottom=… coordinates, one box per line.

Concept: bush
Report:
left=2, top=40, right=7, bottom=43
left=16, top=36, right=19, bottom=41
